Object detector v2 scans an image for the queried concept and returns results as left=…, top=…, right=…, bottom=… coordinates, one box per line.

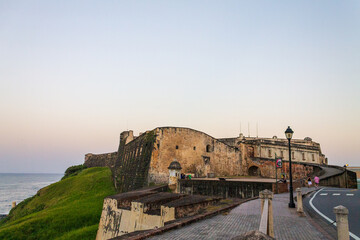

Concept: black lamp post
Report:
left=285, top=126, right=295, bottom=208
left=343, top=164, right=349, bottom=188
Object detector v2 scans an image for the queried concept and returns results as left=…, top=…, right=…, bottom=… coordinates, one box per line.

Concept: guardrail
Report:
left=259, top=189, right=274, bottom=238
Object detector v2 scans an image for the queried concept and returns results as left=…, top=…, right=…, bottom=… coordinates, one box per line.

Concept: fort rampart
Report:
left=84, top=126, right=356, bottom=191
left=84, top=152, right=117, bottom=168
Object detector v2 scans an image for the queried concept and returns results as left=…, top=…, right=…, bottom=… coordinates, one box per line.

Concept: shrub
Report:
left=62, top=164, right=87, bottom=180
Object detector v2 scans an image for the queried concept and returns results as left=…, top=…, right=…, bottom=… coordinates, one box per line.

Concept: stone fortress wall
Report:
left=84, top=152, right=117, bottom=168
left=149, top=127, right=241, bottom=184
left=113, top=130, right=156, bottom=192
left=219, top=134, right=326, bottom=165
left=85, top=130, right=156, bottom=192
left=84, top=126, right=333, bottom=190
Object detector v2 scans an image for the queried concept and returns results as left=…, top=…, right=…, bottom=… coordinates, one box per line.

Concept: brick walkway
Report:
left=150, top=187, right=328, bottom=240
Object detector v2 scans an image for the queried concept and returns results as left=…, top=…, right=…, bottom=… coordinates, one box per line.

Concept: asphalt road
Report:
left=303, top=187, right=360, bottom=240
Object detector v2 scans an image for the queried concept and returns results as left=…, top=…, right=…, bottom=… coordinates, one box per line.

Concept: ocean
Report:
left=0, top=173, right=63, bottom=215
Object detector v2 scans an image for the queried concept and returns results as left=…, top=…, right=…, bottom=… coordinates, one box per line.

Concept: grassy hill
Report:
left=0, top=167, right=116, bottom=240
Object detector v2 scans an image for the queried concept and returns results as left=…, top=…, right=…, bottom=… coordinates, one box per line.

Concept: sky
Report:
left=0, top=0, right=359, bottom=173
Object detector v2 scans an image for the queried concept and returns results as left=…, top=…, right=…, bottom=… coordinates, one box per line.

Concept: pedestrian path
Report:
left=150, top=187, right=327, bottom=240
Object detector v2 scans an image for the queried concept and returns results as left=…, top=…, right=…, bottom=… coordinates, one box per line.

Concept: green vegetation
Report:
left=0, top=167, right=116, bottom=240
left=62, top=164, right=87, bottom=180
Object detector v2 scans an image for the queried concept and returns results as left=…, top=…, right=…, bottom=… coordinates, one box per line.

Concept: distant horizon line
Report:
left=0, top=172, right=63, bottom=175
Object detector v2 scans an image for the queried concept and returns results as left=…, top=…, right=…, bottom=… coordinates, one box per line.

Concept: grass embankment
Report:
left=0, top=167, right=116, bottom=240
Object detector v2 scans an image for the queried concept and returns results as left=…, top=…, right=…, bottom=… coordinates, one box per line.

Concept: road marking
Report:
left=322, top=190, right=351, bottom=192
left=320, top=193, right=328, bottom=196
left=346, top=194, right=354, bottom=196
left=309, top=188, right=360, bottom=240
left=333, top=193, right=340, bottom=196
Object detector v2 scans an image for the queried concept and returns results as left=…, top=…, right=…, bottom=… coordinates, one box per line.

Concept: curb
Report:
left=115, top=197, right=258, bottom=240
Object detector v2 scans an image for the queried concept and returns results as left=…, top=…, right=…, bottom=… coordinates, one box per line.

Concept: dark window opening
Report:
left=248, top=147, right=254, bottom=158
left=203, top=156, right=210, bottom=165
left=193, top=146, right=196, bottom=150
left=176, top=145, right=179, bottom=149
left=206, top=145, right=212, bottom=153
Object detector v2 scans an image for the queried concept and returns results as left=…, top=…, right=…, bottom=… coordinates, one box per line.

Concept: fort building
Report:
left=89, top=127, right=357, bottom=240
left=84, top=127, right=329, bottom=192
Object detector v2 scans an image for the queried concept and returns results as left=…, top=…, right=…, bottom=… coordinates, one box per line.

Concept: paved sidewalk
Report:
left=150, top=187, right=327, bottom=240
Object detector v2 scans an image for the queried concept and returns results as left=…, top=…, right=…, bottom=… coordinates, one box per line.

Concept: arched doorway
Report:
left=248, top=166, right=261, bottom=176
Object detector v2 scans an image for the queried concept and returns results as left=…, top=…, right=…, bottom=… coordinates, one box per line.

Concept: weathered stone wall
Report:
left=84, top=126, right=331, bottom=190
left=320, top=169, right=357, bottom=189
left=96, top=188, right=222, bottom=240
left=348, top=167, right=360, bottom=178
left=173, top=198, right=220, bottom=219
left=149, top=127, right=242, bottom=184
left=246, top=158, right=322, bottom=180
left=96, top=198, right=131, bottom=239
left=96, top=197, right=163, bottom=240
left=257, top=144, right=320, bottom=163
left=275, top=181, right=303, bottom=194
left=179, top=179, right=273, bottom=198
left=84, top=152, right=117, bottom=168
left=242, top=138, right=324, bottom=165
left=114, top=131, right=156, bottom=192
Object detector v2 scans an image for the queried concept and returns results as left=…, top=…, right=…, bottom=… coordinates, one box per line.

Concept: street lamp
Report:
left=343, top=164, right=349, bottom=188
left=285, top=126, right=295, bottom=208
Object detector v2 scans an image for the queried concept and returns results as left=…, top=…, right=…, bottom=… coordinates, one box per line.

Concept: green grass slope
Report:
left=0, top=167, right=116, bottom=240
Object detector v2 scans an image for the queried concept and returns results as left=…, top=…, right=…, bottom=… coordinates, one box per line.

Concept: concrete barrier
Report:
left=259, top=190, right=274, bottom=238
left=296, top=188, right=304, bottom=216
left=333, top=205, right=349, bottom=240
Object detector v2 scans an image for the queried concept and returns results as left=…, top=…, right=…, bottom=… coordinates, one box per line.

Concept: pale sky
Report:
left=0, top=0, right=359, bottom=173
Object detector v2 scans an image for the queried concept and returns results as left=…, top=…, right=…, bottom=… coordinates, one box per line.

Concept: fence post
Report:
left=259, top=189, right=274, bottom=237
left=333, top=205, right=349, bottom=240
left=296, top=188, right=304, bottom=216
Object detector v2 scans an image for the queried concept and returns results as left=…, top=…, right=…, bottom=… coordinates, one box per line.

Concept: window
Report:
left=268, top=149, right=272, bottom=157
left=193, top=146, right=196, bottom=150
left=248, top=147, right=255, bottom=157
left=302, top=152, right=305, bottom=160
left=176, top=145, right=179, bottom=149
left=206, top=145, right=212, bottom=153
left=280, top=151, right=284, bottom=158
left=312, top=154, right=315, bottom=161
left=203, top=156, right=210, bottom=164
left=292, top=152, right=295, bottom=159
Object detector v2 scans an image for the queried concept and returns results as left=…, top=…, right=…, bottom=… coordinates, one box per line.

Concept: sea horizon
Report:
left=0, top=172, right=63, bottom=175
left=0, top=173, right=63, bottom=214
